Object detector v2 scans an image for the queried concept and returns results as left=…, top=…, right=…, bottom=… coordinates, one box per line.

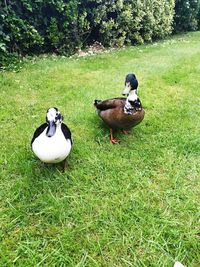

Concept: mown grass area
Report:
left=0, top=32, right=200, bottom=267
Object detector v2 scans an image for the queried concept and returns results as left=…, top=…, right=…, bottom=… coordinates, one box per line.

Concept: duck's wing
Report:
left=61, top=123, right=73, bottom=145
left=31, top=123, right=47, bottom=145
left=94, top=98, right=125, bottom=111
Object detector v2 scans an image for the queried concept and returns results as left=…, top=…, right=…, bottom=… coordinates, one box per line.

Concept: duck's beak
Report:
left=122, top=83, right=131, bottom=95
left=46, top=121, right=56, bottom=137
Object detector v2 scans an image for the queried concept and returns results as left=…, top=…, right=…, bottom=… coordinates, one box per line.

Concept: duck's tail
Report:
left=93, top=100, right=102, bottom=108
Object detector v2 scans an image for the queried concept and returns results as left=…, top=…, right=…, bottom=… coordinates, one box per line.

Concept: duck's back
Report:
left=96, top=97, right=145, bottom=129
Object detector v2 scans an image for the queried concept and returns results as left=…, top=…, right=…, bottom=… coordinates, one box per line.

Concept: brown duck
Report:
left=94, top=74, right=145, bottom=144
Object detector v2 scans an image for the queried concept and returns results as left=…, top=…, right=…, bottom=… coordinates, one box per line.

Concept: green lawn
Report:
left=0, top=32, right=200, bottom=267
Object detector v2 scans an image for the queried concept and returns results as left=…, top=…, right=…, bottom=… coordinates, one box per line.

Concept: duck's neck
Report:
left=55, top=123, right=62, bottom=132
left=123, top=90, right=138, bottom=115
left=124, top=99, right=134, bottom=115
left=128, top=90, right=138, bottom=101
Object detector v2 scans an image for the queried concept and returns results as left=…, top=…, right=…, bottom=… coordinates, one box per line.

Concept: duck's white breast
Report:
left=32, top=126, right=72, bottom=163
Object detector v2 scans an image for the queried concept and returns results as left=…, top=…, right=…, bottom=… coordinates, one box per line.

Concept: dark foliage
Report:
left=174, top=0, right=200, bottom=32
left=0, top=0, right=200, bottom=68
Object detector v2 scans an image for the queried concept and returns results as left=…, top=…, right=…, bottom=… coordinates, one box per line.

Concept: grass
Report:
left=0, top=32, right=200, bottom=267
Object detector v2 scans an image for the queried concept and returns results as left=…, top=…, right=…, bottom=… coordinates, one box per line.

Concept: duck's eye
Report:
left=56, top=113, right=62, bottom=120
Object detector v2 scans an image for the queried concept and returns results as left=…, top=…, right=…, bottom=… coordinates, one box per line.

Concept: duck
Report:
left=94, top=73, right=145, bottom=144
left=31, top=107, right=72, bottom=170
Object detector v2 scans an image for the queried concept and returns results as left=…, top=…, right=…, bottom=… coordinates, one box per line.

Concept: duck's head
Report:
left=46, top=107, right=63, bottom=137
left=122, top=73, right=138, bottom=96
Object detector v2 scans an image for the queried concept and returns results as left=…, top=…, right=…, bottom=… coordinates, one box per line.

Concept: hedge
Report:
left=174, top=0, right=200, bottom=32
left=0, top=0, right=200, bottom=67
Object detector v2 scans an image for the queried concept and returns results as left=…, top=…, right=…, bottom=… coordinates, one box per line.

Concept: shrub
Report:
left=174, top=0, right=200, bottom=32
left=1, top=0, right=200, bottom=68
left=81, top=0, right=175, bottom=47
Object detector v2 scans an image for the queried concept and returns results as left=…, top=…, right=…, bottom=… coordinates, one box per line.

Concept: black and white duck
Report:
left=31, top=107, right=72, bottom=170
left=94, top=74, right=145, bottom=144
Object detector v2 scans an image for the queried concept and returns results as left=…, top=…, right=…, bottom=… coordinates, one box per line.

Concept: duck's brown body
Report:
left=95, top=97, right=145, bottom=130
left=94, top=73, right=144, bottom=143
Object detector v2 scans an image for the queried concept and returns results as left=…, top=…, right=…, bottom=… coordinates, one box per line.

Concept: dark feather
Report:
left=94, top=98, right=126, bottom=111
left=61, top=123, right=73, bottom=145
left=31, top=123, right=47, bottom=145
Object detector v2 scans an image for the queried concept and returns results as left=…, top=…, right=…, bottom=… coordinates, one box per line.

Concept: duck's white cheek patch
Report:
left=47, top=114, right=54, bottom=121
left=174, top=262, right=185, bottom=267
left=46, top=108, right=57, bottom=121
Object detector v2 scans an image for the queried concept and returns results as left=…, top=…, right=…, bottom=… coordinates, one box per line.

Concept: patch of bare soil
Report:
left=77, top=42, right=105, bottom=57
